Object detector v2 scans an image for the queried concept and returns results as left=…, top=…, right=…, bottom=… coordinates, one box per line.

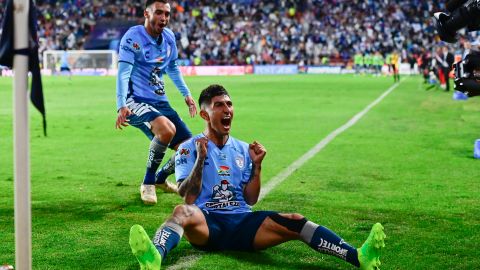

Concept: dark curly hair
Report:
left=198, top=84, right=230, bottom=108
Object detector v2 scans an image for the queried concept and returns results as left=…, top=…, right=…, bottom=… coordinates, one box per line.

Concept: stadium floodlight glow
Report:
left=13, top=0, right=32, bottom=269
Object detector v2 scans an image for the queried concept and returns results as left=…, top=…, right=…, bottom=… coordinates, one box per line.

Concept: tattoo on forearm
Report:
left=250, top=164, right=261, bottom=180
left=179, top=157, right=205, bottom=199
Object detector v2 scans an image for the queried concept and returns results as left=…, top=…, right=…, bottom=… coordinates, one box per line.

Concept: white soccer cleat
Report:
left=156, top=181, right=178, bottom=194
left=140, top=184, right=157, bottom=205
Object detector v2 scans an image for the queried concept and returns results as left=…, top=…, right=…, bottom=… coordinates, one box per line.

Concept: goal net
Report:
left=42, top=50, right=118, bottom=75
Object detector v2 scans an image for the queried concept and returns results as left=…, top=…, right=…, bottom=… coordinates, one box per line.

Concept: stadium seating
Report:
left=1, top=0, right=479, bottom=66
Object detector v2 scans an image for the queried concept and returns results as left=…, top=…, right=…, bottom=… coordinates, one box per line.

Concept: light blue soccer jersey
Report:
left=117, top=25, right=190, bottom=106
left=175, top=134, right=254, bottom=214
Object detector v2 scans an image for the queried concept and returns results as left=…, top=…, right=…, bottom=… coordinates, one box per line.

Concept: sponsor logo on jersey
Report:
left=120, top=45, right=133, bottom=52
left=156, top=56, right=164, bottom=64
left=217, top=166, right=230, bottom=176
left=132, top=42, right=141, bottom=51
left=175, top=157, right=187, bottom=166
left=206, top=180, right=240, bottom=209
left=179, top=148, right=190, bottom=156
left=218, top=152, right=227, bottom=160
left=205, top=201, right=240, bottom=209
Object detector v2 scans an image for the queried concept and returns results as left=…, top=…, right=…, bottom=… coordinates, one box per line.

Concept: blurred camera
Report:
left=433, top=0, right=480, bottom=43
left=453, top=50, right=480, bottom=96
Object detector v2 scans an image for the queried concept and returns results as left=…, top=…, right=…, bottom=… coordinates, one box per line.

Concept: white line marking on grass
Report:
left=166, top=255, right=201, bottom=270
left=259, top=79, right=404, bottom=201
left=167, top=79, right=403, bottom=270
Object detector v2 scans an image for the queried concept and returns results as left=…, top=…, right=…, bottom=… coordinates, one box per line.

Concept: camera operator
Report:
left=453, top=49, right=480, bottom=97
left=434, top=0, right=480, bottom=97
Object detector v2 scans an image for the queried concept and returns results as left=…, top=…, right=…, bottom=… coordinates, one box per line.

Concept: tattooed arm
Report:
left=178, top=138, right=208, bottom=204
left=243, top=141, right=267, bottom=205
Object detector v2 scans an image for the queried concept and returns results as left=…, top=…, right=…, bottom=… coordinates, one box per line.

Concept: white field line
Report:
left=167, top=79, right=403, bottom=270
left=259, top=79, right=404, bottom=200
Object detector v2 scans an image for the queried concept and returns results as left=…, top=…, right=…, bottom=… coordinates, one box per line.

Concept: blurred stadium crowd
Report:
left=0, top=0, right=479, bottom=66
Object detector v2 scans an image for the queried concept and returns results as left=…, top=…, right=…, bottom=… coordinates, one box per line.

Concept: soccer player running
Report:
left=115, top=0, right=197, bottom=205
left=128, top=85, right=386, bottom=270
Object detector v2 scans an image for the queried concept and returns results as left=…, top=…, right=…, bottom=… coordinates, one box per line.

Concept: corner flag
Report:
left=0, top=0, right=46, bottom=135
left=0, top=0, right=46, bottom=269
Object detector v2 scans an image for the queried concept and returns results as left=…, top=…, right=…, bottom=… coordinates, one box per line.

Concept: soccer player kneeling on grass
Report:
left=129, top=85, right=386, bottom=269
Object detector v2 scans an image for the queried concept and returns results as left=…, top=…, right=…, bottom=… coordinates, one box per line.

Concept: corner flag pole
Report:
left=13, top=0, right=32, bottom=269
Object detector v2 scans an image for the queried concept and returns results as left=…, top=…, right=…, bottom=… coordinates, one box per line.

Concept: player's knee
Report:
left=268, top=213, right=307, bottom=233
left=172, top=204, right=188, bottom=217
left=151, top=118, right=176, bottom=141
left=161, top=125, right=176, bottom=141
left=171, top=205, right=198, bottom=223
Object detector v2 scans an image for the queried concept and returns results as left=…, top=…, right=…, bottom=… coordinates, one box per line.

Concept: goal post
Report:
left=42, top=50, right=118, bottom=75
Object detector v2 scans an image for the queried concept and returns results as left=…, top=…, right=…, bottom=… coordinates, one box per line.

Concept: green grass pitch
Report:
left=0, top=74, right=479, bottom=269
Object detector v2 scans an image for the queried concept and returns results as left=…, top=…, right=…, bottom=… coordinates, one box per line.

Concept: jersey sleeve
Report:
left=175, top=140, right=196, bottom=183
left=165, top=30, right=191, bottom=97
left=118, top=30, right=138, bottom=65
left=116, top=61, right=133, bottom=110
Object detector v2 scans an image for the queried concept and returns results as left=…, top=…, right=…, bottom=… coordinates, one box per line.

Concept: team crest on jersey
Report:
left=206, top=180, right=240, bottom=209
left=132, top=42, right=141, bottom=51
left=149, top=66, right=165, bottom=95
left=217, top=166, right=230, bottom=176
left=235, top=156, right=244, bottom=168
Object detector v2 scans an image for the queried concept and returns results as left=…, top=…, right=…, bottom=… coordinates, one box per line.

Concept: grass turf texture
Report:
left=0, top=74, right=479, bottom=269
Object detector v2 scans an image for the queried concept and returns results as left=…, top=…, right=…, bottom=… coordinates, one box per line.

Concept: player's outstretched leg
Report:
left=357, top=223, right=386, bottom=270
left=129, top=225, right=162, bottom=270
